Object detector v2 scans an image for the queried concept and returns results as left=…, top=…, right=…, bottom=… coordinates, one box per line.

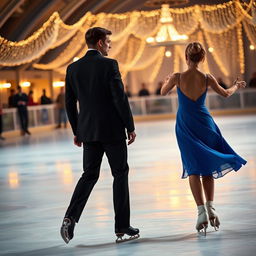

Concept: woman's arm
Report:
left=208, top=74, right=246, bottom=98
left=161, top=73, right=178, bottom=96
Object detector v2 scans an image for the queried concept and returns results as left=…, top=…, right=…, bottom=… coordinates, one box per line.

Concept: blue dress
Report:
left=175, top=75, right=247, bottom=179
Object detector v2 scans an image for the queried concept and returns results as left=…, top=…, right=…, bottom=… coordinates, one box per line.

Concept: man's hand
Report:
left=74, top=136, right=82, bottom=147
left=127, top=131, right=136, bottom=145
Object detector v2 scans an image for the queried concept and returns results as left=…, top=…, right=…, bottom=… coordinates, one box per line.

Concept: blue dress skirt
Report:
left=175, top=86, right=246, bottom=179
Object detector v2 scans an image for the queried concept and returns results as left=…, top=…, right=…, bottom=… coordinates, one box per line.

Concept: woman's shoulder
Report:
left=170, top=72, right=180, bottom=77
left=171, top=73, right=180, bottom=85
left=205, top=73, right=217, bottom=84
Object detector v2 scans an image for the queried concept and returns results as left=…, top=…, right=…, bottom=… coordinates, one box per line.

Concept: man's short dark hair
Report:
left=85, top=27, right=112, bottom=46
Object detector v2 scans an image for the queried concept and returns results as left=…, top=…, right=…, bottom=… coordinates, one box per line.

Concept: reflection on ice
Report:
left=0, top=116, right=255, bottom=256
left=8, top=171, right=19, bottom=189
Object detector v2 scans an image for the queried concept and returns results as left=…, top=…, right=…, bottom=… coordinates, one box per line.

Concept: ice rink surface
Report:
left=0, top=115, right=256, bottom=256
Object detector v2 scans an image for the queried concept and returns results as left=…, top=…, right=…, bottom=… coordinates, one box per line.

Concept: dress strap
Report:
left=205, top=73, right=208, bottom=88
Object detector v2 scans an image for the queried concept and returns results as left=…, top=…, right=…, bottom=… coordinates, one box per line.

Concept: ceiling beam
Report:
left=0, top=0, right=25, bottom=29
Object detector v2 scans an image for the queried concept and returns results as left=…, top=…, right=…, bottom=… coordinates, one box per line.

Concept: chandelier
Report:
left=146, top=4, right=188, bottom=46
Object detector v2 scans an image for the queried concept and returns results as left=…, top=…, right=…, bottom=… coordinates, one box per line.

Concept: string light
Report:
left=250, top=44, right=255, bottom=50
left=208, top=47, right=214, bottom=53
left=165, top=50, right=172, bottom=57
left=146, top=4, right=188, bottom=46
left=73, top=57, right=80, bottom=62
left=20, top=81, right=31, bottom=87
left=0, top=82, right=11, bottom=88
left=0, top=0, right=254, bottom=84
left=53, top=81, right=65, bottom=87
left=149, top=47, right=165, bottom=82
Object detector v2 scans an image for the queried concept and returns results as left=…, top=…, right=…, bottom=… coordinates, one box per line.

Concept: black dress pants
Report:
left=65, top=139, right=130, bottom=230
left=18, top=107, right=28, bottom=131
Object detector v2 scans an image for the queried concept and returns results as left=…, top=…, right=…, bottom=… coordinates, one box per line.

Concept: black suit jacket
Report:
left=65, top=50, right=135, bottom=142
left=13, top=93, right=28, bottom=109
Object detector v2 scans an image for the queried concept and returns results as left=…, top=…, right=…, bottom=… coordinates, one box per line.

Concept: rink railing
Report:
left=2, top=88, right=256, bottom=132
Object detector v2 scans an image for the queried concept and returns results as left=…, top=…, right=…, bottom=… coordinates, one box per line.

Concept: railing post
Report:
left=141, top=97, right=147, bottom=115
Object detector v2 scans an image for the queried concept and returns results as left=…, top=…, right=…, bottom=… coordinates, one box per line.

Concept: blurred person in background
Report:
left=28, top=90, right=38, bottom=106
left=248, top=72, right=256, bottom=88
left=40, top=89, right=52, bottom=124
left=138, top=83, right=150, bottom=97
left=40, top=89, right=52, bottom=104
left=155, top=81, right=163, bottom=95
left=14, top=86, right=30, bottom=135
left=0, top=103, right=5, bottom=140
left=56, top=87, right=67, bottom=128
left=8, top=89, right=15, bottom=108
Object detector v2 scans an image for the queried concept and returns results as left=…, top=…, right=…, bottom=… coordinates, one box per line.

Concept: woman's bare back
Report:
left=178, top=70, right=207, bottom=101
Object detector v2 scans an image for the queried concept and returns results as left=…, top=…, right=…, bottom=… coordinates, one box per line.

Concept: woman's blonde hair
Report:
left=185, top=42, right=205, bottom=63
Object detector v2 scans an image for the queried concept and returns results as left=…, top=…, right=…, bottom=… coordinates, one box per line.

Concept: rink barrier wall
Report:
left=1, top=89, right=256, bottom=137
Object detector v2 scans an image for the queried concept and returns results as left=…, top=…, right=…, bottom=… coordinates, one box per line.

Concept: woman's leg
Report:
left=202, top=176, right=214, bottom=202
left=202, top=176, right=220, bottom=229
left=189, top=175, right=204, bottom=206
left=189, top=175, right=208, bottom=233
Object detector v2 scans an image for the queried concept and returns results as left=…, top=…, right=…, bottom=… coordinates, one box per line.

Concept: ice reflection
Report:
left=56, top=161, right=74, bottom=185
left=133, top=161, right=196, bottom=219
left=93, top=188, right=111, bottom=227
left=8, top=172, right=19, bottom=189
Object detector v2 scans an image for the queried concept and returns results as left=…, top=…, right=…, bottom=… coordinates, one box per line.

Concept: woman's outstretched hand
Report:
left=234, top=78, right=246, bottom=89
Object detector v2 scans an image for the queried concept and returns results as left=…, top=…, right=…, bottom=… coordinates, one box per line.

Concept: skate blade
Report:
left=60, top=228, right=70, bottom=244
left=116, top=234, right=140, bottom=243
left=210, top=219, right=220, bottom=231
left=197, top=224, right=207, bottom=237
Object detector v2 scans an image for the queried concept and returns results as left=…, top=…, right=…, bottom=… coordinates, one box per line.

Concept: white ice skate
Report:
left=206, top=201, right=220, bottom=231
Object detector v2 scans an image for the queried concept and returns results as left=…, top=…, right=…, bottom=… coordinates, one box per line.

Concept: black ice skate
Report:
left=115, top=226, right=140, bottom=243
left=60, top=217, right=76, bottom=244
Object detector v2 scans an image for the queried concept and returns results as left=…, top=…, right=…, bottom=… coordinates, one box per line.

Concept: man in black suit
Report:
left=14, top=86, right=30, bottom=136
left=60, top=27, right=139, bottom=244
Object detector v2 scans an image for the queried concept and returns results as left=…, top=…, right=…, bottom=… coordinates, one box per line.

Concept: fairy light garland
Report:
left=203, top=29, right=229, bottom=77
left=149, top=47, right=165, bottom=83
left=236, top=22, right=245, bottom=74
left=243, top=19, right=256, bottom=48
left=173, top=45, right=180, bottom=73
left=0, top=0, right=255, bottom=83
left=0, top=13, right=59, bottom=66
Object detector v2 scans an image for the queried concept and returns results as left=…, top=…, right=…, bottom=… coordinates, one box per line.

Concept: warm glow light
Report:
left=56, top=162, right=73, bottom=185
left=146, top=4, right=188, bottom=46
left=73, top=57, right=79, bottom=62
left=20, top=81, right=31, bottom=87
left=146, top=37, right=155, bottom=43
left=8, top=172, right=19, bottom=189
left=156, top=36, right=166, bottom=42
left=208, top=47, right=214, bottom=52
left=165, top=50, right=172, bottom=57
left=63, top=169, right=73, bottom=185
left=0, top=82, right=11, bottom=88
left=53, top=81, right=65, bottom=87
left=250, top=44, right=255, bottom=50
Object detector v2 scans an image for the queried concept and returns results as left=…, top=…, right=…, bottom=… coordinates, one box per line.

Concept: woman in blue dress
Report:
left=161, top=42, right=247, bottom=235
